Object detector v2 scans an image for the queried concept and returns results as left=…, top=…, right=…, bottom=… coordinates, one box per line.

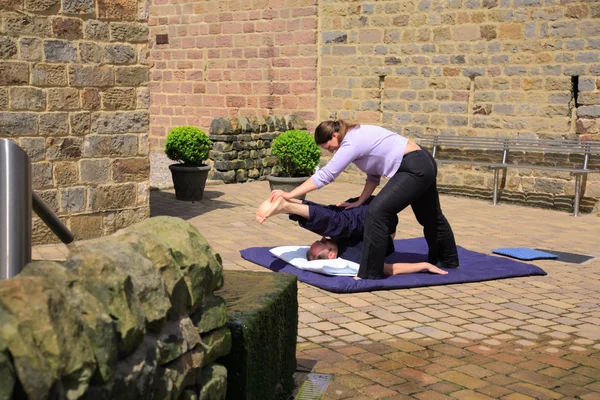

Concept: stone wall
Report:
left=0, top=0, right=151, bottom=244
left=0, top=216, right=230, bottom=400
left=147, top=0, right=319, bottom=152
left=208, top=114, right=307, bottom=183
left=318, top=1, right=600, bottom=213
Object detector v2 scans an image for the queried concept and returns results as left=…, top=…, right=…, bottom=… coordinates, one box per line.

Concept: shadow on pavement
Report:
left=150, top=189, right=237, bottom=220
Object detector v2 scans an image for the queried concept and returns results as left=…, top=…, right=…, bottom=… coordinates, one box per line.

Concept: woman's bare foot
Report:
left=427, top=263, right=449, bottom=275
left=256, top=197, right=287, bottom=224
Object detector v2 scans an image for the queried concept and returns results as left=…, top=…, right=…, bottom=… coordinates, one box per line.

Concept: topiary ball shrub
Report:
left=165, top=126, right=212, bottom=167
left=271, top=130, right=321, bottom=177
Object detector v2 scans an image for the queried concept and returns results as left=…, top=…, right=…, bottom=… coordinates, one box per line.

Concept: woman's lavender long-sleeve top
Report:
left=310, top=125, right=409, bottom=189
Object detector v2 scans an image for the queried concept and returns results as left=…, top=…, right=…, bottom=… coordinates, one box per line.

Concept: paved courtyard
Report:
left=34, top=180, right=600, bottom=400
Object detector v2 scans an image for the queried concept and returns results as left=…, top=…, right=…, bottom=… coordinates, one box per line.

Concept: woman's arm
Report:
left=338, top=179, right=378, bottom=209
left=270, top=178, right=318, bottom=201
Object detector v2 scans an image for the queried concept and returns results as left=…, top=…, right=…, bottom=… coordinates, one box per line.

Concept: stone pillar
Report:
left=0, top=0, right=151, bottom=243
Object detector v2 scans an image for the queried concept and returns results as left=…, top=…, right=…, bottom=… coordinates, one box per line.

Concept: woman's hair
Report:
left=314, top=119, right=360, bottom=145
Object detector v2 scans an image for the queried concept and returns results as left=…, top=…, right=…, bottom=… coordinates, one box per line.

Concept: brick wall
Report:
left=0, top=0, right=151, bottom=244
left=147, top=0, right=318, bottom=152
left=319, top=1, right=600, bottom=212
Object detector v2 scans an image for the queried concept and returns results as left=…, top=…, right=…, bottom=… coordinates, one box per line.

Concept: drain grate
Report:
left=294, top=373, right=332, bottom=400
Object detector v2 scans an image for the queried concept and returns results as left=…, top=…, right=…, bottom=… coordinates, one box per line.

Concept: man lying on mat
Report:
left=256, top=196, right=447, bottom=277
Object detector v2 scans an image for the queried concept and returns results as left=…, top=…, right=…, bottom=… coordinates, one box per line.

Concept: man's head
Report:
left=306, top=237, right=338, bottom=261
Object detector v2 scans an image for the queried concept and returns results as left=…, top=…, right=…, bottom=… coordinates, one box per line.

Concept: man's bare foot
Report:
left=353, top=276, right=361, bottom=280
left=256, top=197, right=287, bottom=224
left=427, top=263, right=449, bottom=275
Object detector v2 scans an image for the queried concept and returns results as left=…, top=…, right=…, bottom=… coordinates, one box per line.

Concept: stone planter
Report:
left=169, top=164, right=211, bottom=201
left=266, top=175, right=308, bottom=200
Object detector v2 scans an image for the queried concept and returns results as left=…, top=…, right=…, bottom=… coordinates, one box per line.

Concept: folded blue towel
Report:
left=492, top=248, right=557, bottom=261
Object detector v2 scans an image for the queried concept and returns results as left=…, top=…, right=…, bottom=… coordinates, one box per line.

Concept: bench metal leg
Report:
left=493, top=169, right=499, bottom=205
left=573, top=175, right=582, bottom=217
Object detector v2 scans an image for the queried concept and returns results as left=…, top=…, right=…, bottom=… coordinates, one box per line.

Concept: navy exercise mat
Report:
left=240, top=237, right=547, bottom=294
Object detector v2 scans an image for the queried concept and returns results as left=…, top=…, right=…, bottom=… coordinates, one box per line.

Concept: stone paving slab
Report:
left=33, top=180, right=600, bottom=399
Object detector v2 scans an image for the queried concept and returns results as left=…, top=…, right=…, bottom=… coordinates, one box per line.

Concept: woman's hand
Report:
left=337, top=199, right=363, bottom=209
left=269, top=190, right=291, bottom=201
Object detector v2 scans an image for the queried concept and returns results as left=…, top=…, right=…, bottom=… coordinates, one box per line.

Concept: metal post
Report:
left=493, top=168, right=499, bottom=205
left=573, top=174, right=582, bottom=217
left=33, top=192, right=74, bottom=244
left=1, top=139, right=32, bottom=279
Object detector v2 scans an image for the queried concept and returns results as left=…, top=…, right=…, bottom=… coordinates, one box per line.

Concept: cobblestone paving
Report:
left=34, top=180, right=600, bottom=400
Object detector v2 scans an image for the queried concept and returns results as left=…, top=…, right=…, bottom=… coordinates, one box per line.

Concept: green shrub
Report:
left=271, top=130, right=321, bottom=177
left=165, top=126, right=211, bottom=167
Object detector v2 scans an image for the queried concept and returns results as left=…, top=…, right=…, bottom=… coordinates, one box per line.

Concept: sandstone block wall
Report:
left=208, top=114, right=307, bottom=183
left=0, top=217, right=230, bottom=400
left=0, top=0, right=151, bottom=244
left=318, top=1, right=600, bottom=212
left=147, top=0, right=319, bottom=151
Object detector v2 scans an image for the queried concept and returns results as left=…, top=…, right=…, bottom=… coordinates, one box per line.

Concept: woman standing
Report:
left=267, top=120, right=459, bottom=279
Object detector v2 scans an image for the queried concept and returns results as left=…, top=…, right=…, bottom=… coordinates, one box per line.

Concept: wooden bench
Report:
left=417, top=135, right=600, bottom=216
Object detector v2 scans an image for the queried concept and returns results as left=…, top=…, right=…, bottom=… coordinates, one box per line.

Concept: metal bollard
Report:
left=0, top=139, right=32, bottom=280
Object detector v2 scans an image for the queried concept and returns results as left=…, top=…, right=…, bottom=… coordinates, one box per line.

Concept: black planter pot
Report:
left=169, top=164, right=211, bottom=201
left=266, top=175, right=308, bottom=200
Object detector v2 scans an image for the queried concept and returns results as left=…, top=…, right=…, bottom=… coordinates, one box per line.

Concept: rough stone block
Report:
left=137, top=87, right=150, bottom=109
left=32, top=63, right=67, bottom=87
left=80, top=158, right=111, bottom=183
left=89, top=183, right=136, bottom=210
left=191, top=295, right=227, bottom=334
left=69, top=65, right=114, bottom=87
left=0, top=0, right=22, bottom=10
left=62, top=0, right=95, bottom=15
left=219, top=271, right=298, bottom=400
left=20, top=137, right=46, bottom=161
left=9, top=87, right=45, bottom=111
left=69, top=214, right=104, bottom=240
left=80, top=42, right=105, bottom=64
left=104, top=43, right=136, bottom=64
left=85, top=20, right=110, bottom=40
left=74, top=236, right=172, bottom=330
left=46, top=137, right=83, bottom=159
left=197, top=364, right=227, bottom=400
left=52, top=17, right=83, bottom=39
left=47, top=88, right=80, bottom=111
left=110, top=22, right=149, bottom=43
left=44, top=40, right=77, bottom=62
left=0, top=112, right=37, bottom=135
left=40, top=112, right=69, bottom=136
left=91, top=111, right=149, bottom=134
left=60, top=186, right=86, bottom=212
left=4, top=15, right=50, bottom=36
left=70, top=112, right=91, bottom=135
left=156, top=318, right=201, bottom=365
left=116, top=217, right=225, bottom=315
left=53, top=161, right=79, bottom=185
left=102, top=87, right=136, bottom=110
left=102, top=207, right=148, bottom=235
left=0, top=275, right=97, bottom=399
left=578, top=106, right=600, bottom=118
left=112, top=157, right=149, bottom=182
left=98, top=0, right=137, bottom=20
left=115, top=66, right=149, bottom=85
left=82, top=88, right=101, bottom=109
left=65, top=250, right=146, bottom=358
left=0, top=89, right=7, bottom=110
left=32, top=162, right=53, bottom=189
left=83, top=135, right=138, bottom=157
left=0, top=62, right=29, bottom=85
left=0, top=36, right=17, bottom=59
left=25, top=0, right=59, bottom=11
